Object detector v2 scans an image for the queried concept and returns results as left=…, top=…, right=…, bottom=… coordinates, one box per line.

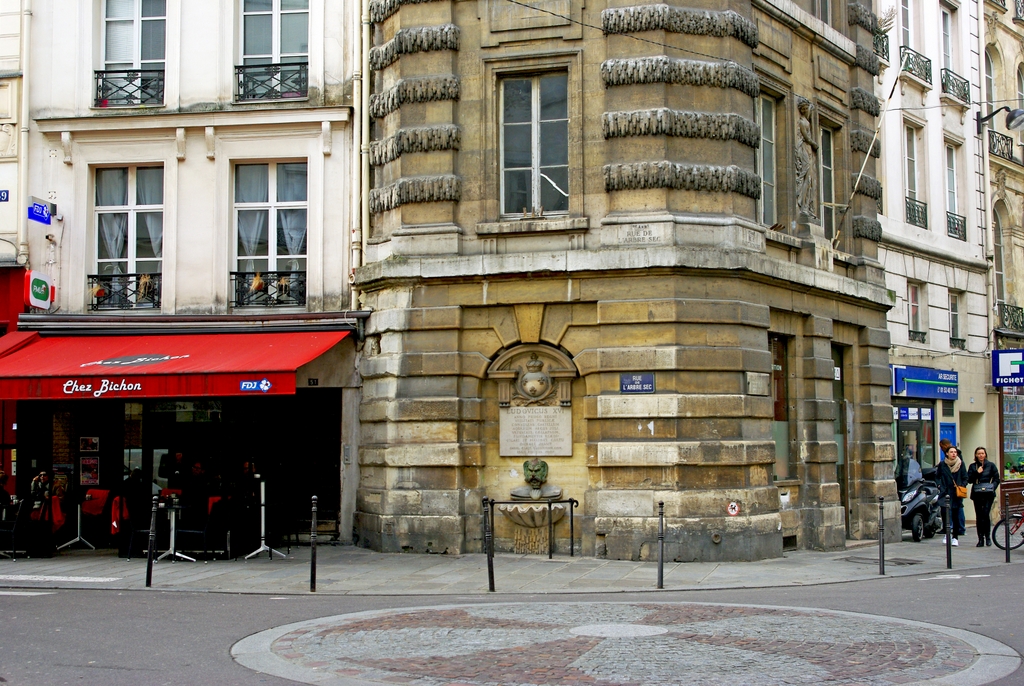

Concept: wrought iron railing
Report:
left=999, top=303, right=1024, bottom=332
left=88, top=273, right=162, bottom=310
left=873, top=32, right=889, bottom=62
left=230, top=271, right=306, bottom=307
left=235, top=63, right=308, bottom=101
left=946, top=211, right=967, bottom=240
left=905, top=197, right=928, bottom=229
left=990, top=130, right=1016, bottom=162
left=899, top=46, right=932, bottom=84
left=94, top=70, right=165, bottom=107
left=909, top=330, right=927, bottom=343
left=950, top=337, right=966, bottom=350
left=940, top=68, right=970, bottom=104
left=1016, top=0, right=1023, bottom=19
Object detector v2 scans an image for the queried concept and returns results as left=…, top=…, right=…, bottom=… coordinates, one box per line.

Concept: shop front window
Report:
left=770, top=335, right=794, bottom=480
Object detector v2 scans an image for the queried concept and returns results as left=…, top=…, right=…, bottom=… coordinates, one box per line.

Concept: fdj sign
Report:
left=240, top=378, right=273, bottom=393
left=993, top=350, right=1024, bottom=386
left=27, top=197, right=53, bottom=225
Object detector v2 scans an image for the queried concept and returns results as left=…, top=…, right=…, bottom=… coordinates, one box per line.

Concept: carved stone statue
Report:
left=511, top=457, right=562, bottom=500
left=795, top=98, right=818, bottom=219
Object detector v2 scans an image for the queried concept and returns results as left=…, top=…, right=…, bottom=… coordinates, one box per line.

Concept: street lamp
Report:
left=976, top=106, right=1024, bottom=135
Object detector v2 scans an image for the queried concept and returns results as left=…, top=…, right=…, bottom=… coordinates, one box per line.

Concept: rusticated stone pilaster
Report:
left=604, top=161, right=761, bottom=198
left=370, top=175, right=462, bottom=214
left=850, top=129, right=881, bottom=158
left=370, top=125, right=461, bottom=166
left=601, top=6, right=759, bottom=48
left=369, top=24, right=461, bottom=71
left=603, top=109, right=759, bottom=147
left=853, top=215, right=882, bottom=240
left=601, top=56, right=760, bottom=97
left=853, top=175, right=882, bottom=200
left=851, top=87, right=880, bottom=117
left=369, top=76, right=460, bottom=119
left=855, top=45, right=880, bottom=76
left=369, top=0, right=444, bottom=23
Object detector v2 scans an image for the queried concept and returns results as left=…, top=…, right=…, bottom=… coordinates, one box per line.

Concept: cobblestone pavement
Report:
left=231, top=602, right=1021, bottom=686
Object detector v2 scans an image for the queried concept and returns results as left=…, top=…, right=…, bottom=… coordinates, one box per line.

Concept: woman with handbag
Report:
left=967, top=446, right=1000, bottom=547
left=937, top=446, right=968, bottom=546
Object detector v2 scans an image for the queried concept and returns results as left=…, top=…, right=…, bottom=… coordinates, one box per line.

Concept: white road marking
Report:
left=0, top=574, right=121, bottom=583
left=0, top=590, right=56, bottom=596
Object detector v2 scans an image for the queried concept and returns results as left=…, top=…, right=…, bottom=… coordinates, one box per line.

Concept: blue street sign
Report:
left=28, top=198, right=52, bottom=225
left=892, top=365, right=958, bottom=399
left=993, top=349, right=1024, bottom=386
left=620, top=372, right=655, bottom=394
left=0, top=190, right=8, bottom=202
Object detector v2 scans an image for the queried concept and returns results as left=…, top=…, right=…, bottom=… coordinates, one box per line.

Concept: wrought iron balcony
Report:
left=235, top=62, right=308, bottom=102
left=950, top=337, right=966, bottom=350
left=905, top=197, right=928, bottom=229
left=1016, top=0, right=1023, bottom=19
left=873, top=32, right=889, bottom=62
left=909, top=330, right=927, bottom=343
left=940, top=68, right=970, bottom=104
left=230, top=271, right=306, bottom=308
left=946, top=211, right=966, bottom=241
left=999, top=303, right=1024, bottom=332
left=88, top=273, right=162, bottom=310
left=94, top=70, right=165, bottom=107
left=989, top=130, right=1016, bottom=162
left=899, top=46, right=932, bottom=84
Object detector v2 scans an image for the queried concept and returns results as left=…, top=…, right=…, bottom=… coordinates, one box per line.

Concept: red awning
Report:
left=0, top=331, right=350, bottom=400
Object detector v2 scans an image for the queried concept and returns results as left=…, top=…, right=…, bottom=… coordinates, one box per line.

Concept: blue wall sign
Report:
left=992, top=349, right=1024, bottom=386
left=892, top=365, right=958, bottom=399
left=27, top=198, right=52, bottom=225
left=0, top=190, right=9, bottom=202
left=620, top=373, right=655, bottom=394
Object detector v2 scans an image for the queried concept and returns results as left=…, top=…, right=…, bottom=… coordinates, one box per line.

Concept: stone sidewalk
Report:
left=1, top=534, right=1020, bottom=595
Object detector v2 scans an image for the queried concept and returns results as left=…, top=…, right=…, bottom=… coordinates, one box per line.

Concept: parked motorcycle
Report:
left=899, top=469, right=943, bottom=542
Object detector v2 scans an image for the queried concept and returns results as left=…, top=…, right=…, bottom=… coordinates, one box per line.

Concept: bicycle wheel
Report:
left=992, top=518, right=1024, bottom=550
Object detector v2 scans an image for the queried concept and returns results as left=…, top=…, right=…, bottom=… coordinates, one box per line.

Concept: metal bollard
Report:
left=483, top=498, right=495, bottom=592
left=547, top=499, right=554, bottom=560
left=1005, top=487, right=1011, bottom=564
left=310, top=495, right=318, bottom=593
left=944, top=495, right=952, bottom=570
left=569, top=499, right=576, bottom=557
left=657, top=501, right=665, bottom=589
left=878, top=496, right=885, bottom=576
left=145, top=496, right=158, bottom=588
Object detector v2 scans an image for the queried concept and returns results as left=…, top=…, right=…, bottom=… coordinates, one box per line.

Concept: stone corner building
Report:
left=353, top=0, right=899, bottom=561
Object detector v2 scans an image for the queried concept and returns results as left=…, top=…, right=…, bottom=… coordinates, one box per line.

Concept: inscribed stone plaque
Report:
left=500, top=406, right=572, bottom=456
left=616, top=222, right=670, bottom=246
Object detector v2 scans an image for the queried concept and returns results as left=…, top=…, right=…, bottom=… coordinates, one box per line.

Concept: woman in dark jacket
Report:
left=967, top=446, right=1000, bottom=546
left=936, top=446, right=968, bottom=545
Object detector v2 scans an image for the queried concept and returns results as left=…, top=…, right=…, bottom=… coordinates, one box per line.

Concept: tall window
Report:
left=985, top=50, right=996, bottom=105
left=234, top=162, right=308, bottom=274
left=769, top=335, right=793, bottom=480
left=820, top=127, right=835, bottom=239
left=994, top=212, right=1006, bottom=302
left=238, top=0, right=309, bottom=101
left=948, top=292, right=961, bottom=339
left=908, top=283, right=922, bottom=332
left=940, top=9, right=953, bottom=70
left=241, top=0, right=308, bottom=65
left=758, top=95, right=777, bottom=226
left=1017, top=67, right=1024, bottom=110
left=945, top=145, right=957, bottom=214
left=104, top=0, right=165, bottom=71
left=901, top=0, right=912, bottom=48
left=904, top=125, right=918, bottom=200
left=95, top=166, right=164, bottom=276
left=817, top=0, right=831, bottom=24
left=501, top=73, right=569, bottom=216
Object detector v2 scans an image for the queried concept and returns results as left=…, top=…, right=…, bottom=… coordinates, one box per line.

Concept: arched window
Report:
left=1017, top=66, right=1024, bottom=109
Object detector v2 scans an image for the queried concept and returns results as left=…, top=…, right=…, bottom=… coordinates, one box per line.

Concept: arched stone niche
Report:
left=486, top=344, right=578, bottom=457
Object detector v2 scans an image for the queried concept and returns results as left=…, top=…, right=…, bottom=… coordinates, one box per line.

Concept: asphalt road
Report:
left=1, top=560, right=1021, bottom=686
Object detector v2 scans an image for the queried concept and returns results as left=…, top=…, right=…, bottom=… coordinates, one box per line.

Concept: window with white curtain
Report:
left=948, top=292, right=961, bottom=339
left=901, top=0, right=912, bottom=48
left=940, top=9, right=953, bottom=71
left=985, top=50, right=996, bottom=105
left=234, top=162, right=308, bottom=274
left=905, top=125, right=919, bottom=200
left=95, top=166, right=164, bottom=276
left=945, top=145, right=958, bottom=214
left=908, top=283, right=922, bottom=332
left=104, top=0, right=165, bottom=71
left=241, top=0, right=308, bottom=65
